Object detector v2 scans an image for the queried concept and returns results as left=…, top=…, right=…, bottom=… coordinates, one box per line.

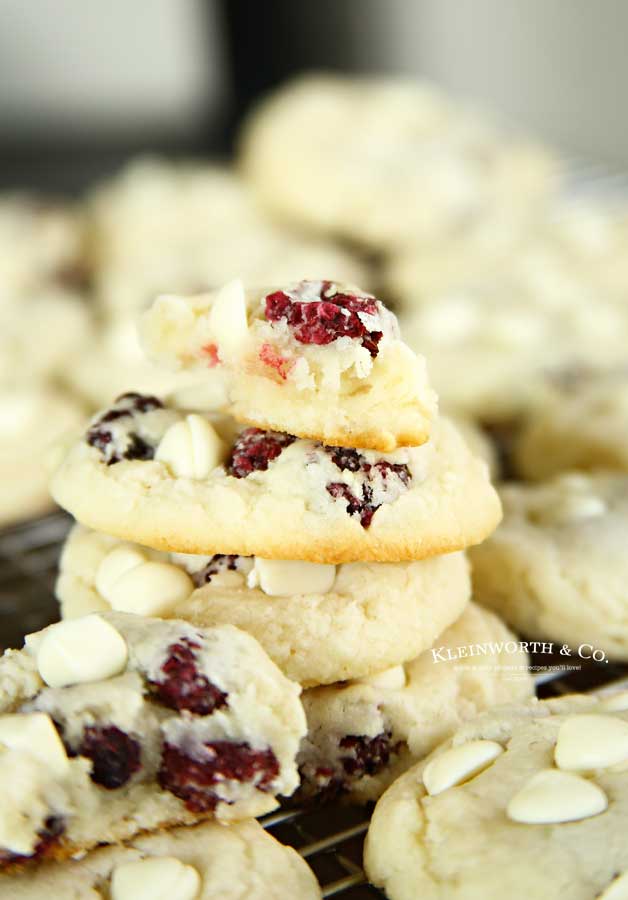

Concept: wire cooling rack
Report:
left=1, top=512, right=628, bottom=897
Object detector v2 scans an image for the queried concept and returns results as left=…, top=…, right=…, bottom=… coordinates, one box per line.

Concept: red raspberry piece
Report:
left=325, top=447, right=411, bottom=528
left=78, top=725, right=141, bottom=789
left=159, top=741, right=280, bottom=812
left=202, top=343, right=220, bottom=367
left=264, top=282, right=383, bottom=357
left=339, top=732, right=397, bottom=777
left=258, top=342, right=293, bottom=379
left=149, top=639, right=228, bottom=715
left=228, top=427, right=295, bottom=478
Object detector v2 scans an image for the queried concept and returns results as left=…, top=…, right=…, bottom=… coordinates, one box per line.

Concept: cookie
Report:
left=0, top=383, right=85, bottom=528
left=515, top=372, right=628, bottom=480
left=450, top=416, right=498, bottom=479
left=0, top=611, right=305, bottom=868
left=298, top=603, right=533, bottom=803
left=386, top=202, right=628, bottom=310
left=240, top=74, right=556, bottom=251
left=56, top=524, right=471, bottom=687
left=66, top=318, right=214, bottom=410
left=0, top=195, right=85, bottom=301
left=0, top=819, right=321, bottom=899
left=88, top=157, right=368, bottom=318
left=50, top=396, right=501, bottom=562
left=0, top=286, right=92, bottom=384
left=400, top=278, right=628, bottom=423
left=140, top=280, right=437, bottom=451
left=470, top=472, right=628, bottom=660
left=365, top=693, right=628, bottom=900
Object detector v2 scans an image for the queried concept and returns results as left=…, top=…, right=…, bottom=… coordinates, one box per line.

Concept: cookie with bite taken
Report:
left=140, top=280, right=437, bottom=452
left=0, top=612, right=305, bottom=869
left=0, top=819, right=321, bottom=899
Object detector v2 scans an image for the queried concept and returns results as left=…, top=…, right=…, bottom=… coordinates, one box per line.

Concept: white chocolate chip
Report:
left=599, top=691, right=628, bottom=712
left=247, top=558, right=336, bottom=596
left=105, top=561, right=194, bottom=616
left=554, top=714, right=628, bottom=771
left=111, top=856, right=201, bottom=900
left=599, top=871, right=628, bottom=900
left=506, top=769, right=608, bottom=824
left=359, top=665, right=407, bottom=690
left=95, top=545, right=147, bottom=596
left=422, top=740, right=503, bottom=796
left=36, top=615, right=128, bottom=688
left=155, top=414, right=225, bottom=479
left=0, top=713, right=69, bottom=778
left=208, top=278, right=248, bottom=355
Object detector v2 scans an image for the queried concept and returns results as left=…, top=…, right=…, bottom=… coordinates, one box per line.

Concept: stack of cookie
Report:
left=49, top=277, right=532, bottom=805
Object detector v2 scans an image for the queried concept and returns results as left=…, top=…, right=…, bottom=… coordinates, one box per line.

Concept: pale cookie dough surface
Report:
left=57, top=524, right=471, bottom=686
left=0, top=612, right=305, bottom=867
left=365, top=694, right=628, bottom=900
left=50, top=401, right=501, bottom=562
left=0, top=195, right=85, bottom=302
left=240, top=74, right=556, bottom=251
left=66, top=318, right=215, bottom=410
left=0, top=819, right=321, bottom=899
left=515, top=372, right=628, bottom=480
left=470, top=472, right=628, bottom=660
left=299, top=603, right=533, bottom=802
left=0, top=384, right=85, bottom=527
left=386, top=202, right=628, bottom=310
left=399, top=268, right=628, bottom=422
left=0, top=287, right=92, bottom=384
left=88, top=157, right=368, bottom=317
left=140, top=280, right=437, bottom=452
left=449, top=416, right=498, bottom=479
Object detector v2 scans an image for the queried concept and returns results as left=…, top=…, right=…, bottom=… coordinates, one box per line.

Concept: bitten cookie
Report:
left=56, top=524, right=471, bottom=687
left=0, top=819, right=321, bottom=899
left=298, top=603, right=533, bottom=802
left=0, top=384, right=85, bottom=528
left=515, top=373, right=628, bottom=480
left=0, top=612, right=305, bottom=869
left=470, top=473, right=628, bottom=660
left=240, top=74, right=555, bottom=250
left=365, top=693, right=628, bottom=900
left=140, top=280, right=437, bottom=452
left=50, top=395, right=501, bottom=563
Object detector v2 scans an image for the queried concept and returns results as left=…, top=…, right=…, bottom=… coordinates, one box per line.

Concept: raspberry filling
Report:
left=264, top=281, right=384, bottom=357
left=159, top=741, right=280, bottom=813
left=78, top=725, right=142, bottom=789
left=325, top=447, right=411, bottom=528
left=192, top=554, right=242, bottom=587
left=228, top=427, right=295, bottom=478
left=298, top=732, right=402, bottom=803
left=0, top=816, right=65, bottom=869
left=149, top=639, right=228, bottom=715
left=338, top=732, right=397, bottom=777
left=86, top=392, right=164, bottom=465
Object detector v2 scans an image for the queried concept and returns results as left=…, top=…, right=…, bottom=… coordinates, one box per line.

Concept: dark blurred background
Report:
left=1, top=0, right=627, bottom=193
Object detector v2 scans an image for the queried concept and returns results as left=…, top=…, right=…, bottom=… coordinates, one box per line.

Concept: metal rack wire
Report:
left=1, top=511, right=627, bottom=897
